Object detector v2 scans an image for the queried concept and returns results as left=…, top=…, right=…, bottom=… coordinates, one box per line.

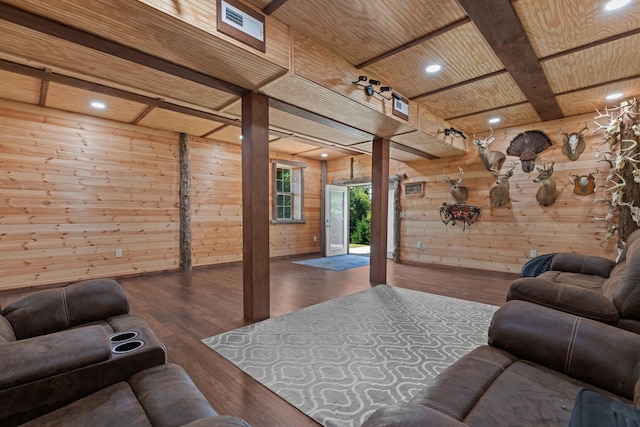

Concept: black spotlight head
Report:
left=358, top=75, right=367, bottom=81
left=379, top=86, right=392, bottom=92
left=392, top=92, right=402, bottom=100
left=368, top=79, right=381, bottom=86
left=364, top=85, right=375, bottom=96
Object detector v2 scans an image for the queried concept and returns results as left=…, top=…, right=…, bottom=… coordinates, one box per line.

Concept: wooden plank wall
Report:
left=328, top=112, right=619, bottom=273
left=0, top=100, right=322, bottom=291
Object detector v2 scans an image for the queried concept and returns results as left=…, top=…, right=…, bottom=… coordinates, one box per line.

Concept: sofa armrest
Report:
left=2, top=278, right=129, bottom=339
left=362, top=403, right=467, bottom=427
left=182, top=416, right=253, bottom=427
left=489, top=301, right=640, bottom=399
left=507, top=277, right=619, bottom=323
left=0, top=325, right=111, bottom=389
left=550, top=253, right=616, bottom=278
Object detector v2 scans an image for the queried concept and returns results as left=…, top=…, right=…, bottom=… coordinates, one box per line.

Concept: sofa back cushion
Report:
left=618, top=229, right=640, bottom=263
left=607, top=238, right=640, bottom=319
left=2, top=278, right=129, bottom=340
left=0, top=315, right=16, bottom=345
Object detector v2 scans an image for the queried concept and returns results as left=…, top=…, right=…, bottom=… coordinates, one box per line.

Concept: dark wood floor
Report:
left=0, top=256, right=517, bottom=426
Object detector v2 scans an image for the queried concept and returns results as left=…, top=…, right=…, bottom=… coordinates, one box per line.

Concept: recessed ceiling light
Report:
left=488, top=117, right=501, bottom=124
left=425, top=64, right=441, bottom=73
left=606, top=92, right=624, bottom=100
left=90, top=101, right=106, bottom=109
left=321, top=153, right=328, bottom=158
left=604, top=0, right=632, bottom=10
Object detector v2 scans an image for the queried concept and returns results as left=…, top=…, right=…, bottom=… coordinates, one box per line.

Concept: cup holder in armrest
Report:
left=109, top=331, right=139, bottom=343
left=112, top=340, right=144, bottom=354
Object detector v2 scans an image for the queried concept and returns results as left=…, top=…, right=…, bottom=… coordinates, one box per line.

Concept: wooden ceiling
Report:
left=0, top=0, right=638, bottom=162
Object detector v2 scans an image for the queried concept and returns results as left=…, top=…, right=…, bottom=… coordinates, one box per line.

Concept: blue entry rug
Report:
left=292, top=254, right=370, bottom=271
left=202, top=285, right=498, bottom=427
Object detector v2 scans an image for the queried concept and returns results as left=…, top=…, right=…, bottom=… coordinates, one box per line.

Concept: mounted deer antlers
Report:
left=533, top=159, right=557, bottom=206
left=473, top=128, right=506, bottom=171
left=560, top=121, right=588, bottom=161
left=442, top=167, right=469, bottom=204
left=489, top=161, right=516, bottom=206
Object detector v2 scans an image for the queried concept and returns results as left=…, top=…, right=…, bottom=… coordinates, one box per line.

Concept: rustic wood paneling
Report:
left=0, top=100, right=180, bottom=290
left=328, top=111, right=620, bottom=274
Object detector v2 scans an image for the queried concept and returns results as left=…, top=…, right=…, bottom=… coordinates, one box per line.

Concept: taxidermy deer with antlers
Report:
left=443, top=167, right=469, bottom=204
left=533, top=160, right=557, bottom=206
left=490, top=161, right=516, bottom=206
left=473, top=128, right=506, bottom=171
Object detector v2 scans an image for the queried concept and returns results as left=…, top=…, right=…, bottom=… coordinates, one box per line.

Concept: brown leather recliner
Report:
left=507, top=228, right=640, bottom=333
left=21, top=363, right=251, bottom=427
left=0, top=278, right=166, bottom=425
left=362, top=300, right=640, bottom=426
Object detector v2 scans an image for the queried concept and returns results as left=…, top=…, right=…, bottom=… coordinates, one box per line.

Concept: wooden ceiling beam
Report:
left=0, top=3, right=248, bottom=97
left=262, top=0, right=289, bottom=15
left=390, top=142, right=438, bottom=160
left=457, top=0, right=563, bottom=121
left=356, top=17, right=471, bottom=69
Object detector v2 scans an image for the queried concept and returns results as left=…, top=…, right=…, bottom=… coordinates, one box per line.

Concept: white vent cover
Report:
left=221, top=1, right=264, bottom=42
left=394, top=97, right=409, bottom=116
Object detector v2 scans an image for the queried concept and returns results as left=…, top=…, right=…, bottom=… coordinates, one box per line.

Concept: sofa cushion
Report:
left=21, top=382, right=153, bottom=427
left=507, top=278, right=619, bottom=324
left=550, top=253, right=616, bottom=278
left=0, top=324, right=111, bottom=389
left=536, top=270, right=607, bottom=290
left=3, top=278, right=129, bottom=339
left=610, top=239, right=640, bottom=319
left=0, top=315, right=16, bottom=344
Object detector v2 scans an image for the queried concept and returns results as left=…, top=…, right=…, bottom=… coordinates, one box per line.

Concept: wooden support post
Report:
left=320, top=160, right=327, bottom=256
left=242, top=92, right=270, bottom=321
left=618, top=101, right=639, bottom=244
left=179, top=132, right=192, bottom=273
left=370, top=136, right=390, bottom=285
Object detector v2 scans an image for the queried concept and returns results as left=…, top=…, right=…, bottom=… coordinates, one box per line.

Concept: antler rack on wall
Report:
left=439, top=203, right=482, bottom=231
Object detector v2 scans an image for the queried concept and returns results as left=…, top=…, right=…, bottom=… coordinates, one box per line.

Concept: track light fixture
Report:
left=352, top=75, right=395, bottom=100
left=391, top=92, right=402, bottom=101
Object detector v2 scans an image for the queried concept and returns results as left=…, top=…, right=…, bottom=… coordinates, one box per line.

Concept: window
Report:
left=272, top=160, right=305, bottom=223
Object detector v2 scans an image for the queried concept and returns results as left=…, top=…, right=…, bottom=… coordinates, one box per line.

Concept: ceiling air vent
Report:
left=221, top=1, right=264, bottom=42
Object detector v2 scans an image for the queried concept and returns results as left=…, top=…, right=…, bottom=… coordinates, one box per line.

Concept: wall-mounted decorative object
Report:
left=507, top=130, right=552, bottom=172
left=473, top=128, right=505, bottom=171
left=560, top=122, right=589, bottom=161
left=439, top=203, right=481, bottom=231
left=438, top=127, right=467, bottom=140
left=490, top=161, right=517, bottom=206
left=569, top=171, right=598, bottom=195
left=533, top=159, right=557, bottom=206
left=217, top=0, right=265, bottom=52
left=404, top=182, right=424, bottom=198
left=392, top=93, right=409, bottom=120
left=442, top=167, right=468, bottom=204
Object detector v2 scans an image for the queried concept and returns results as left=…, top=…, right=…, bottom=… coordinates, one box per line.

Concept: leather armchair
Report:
left=507, top=228, right=640, bottom=333
left=0, top=278, right=166, bottom=425
left=21, top=363, right=251, bottom=427
left=362, top=301, right=640, bottom=426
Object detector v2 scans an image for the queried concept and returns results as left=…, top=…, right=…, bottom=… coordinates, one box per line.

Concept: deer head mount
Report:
left=507, top=130, right=552, bottom=173
left=489, top=161, right=517, bottom=206
left=560, top=121, right=589, bottom=161
left=569, top=170, right=598, bottom=195
left=442, top=167, right=469, bottom=204
left=473, top=128, right=506, bottom=171
left=533, top=160, right=557, bottom=206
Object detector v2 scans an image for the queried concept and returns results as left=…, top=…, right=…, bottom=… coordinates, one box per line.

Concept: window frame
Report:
left=271, top=159, right=305, bottom=224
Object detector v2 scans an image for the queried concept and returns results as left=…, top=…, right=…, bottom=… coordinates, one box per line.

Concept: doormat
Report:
left=292, top=254, right=370, bottom=271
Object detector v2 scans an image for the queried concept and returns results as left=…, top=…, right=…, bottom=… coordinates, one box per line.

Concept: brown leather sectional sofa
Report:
left=362, top=300, right=640, bottom=426
left=0, top=278, right=249, bottom=426
left=507, top=228, right=640, bottom=332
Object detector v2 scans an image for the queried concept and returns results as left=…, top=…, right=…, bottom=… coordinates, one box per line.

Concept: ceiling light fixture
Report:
left=606, top=92, right=624, bottom=100
left=488, top=117, right=501, bottom=124
left=425, top=64, right=441, bottom=73
left=352, top=76, right=394, bottom=100
left=90, top=101, right=106, bottom=109
left=321, top=153, right=328, bottom=158
left=604, top=0, right=632, bottom=10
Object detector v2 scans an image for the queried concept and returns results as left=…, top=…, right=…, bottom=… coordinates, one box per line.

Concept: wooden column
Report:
left=320, top=160, right=327, bottom=256
left=618, top=101, right=640, bottom=244
left=242, top=92, right=270, bottom=321
left=370, top=136, right=390, bottom=285
left=179, top=132, right=192, bottom=273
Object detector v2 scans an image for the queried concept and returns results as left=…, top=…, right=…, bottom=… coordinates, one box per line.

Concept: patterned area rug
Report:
left=202, top=285, right=498, bottom=427
left=292, top=254, right=370, bottom=271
